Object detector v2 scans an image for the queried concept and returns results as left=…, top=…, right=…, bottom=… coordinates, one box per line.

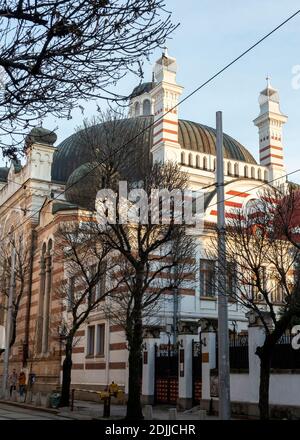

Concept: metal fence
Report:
left=216, top=333, right=249, bottom=370
left=271, top=334, right=300, bottom=369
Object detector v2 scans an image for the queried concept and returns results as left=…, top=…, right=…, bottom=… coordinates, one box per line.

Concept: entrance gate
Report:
left=154, top=343, right=178, bottom=404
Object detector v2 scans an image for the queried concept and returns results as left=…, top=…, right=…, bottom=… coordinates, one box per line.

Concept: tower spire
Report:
left=150, top=49, right=183, bottom=163
left=253, top=79, right=288, bottom=183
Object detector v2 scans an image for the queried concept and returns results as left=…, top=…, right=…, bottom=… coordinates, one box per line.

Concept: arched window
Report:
left=234, top=163, right=239, bottom=177
left=143, top=99, right=151, bottom=116
left=227, top=162, right=232, bottom=176
left=213, top=159, right=216, bottom=171
left=251, top=167, right=256, bottom=179
left=188, top=153, right=193, bottom=167
left=244, top=166, right=249, bottom=178
left=264, top=170, right=268, bottom=182
left=181, top=152, right=185, bottom=165
left=196, top=155, right=200, bottom=169
left=134, top=101, right=140, bottom=116
left=257, top=169, right=262, bottom=181
left=203, top=156, right=207, bottom=170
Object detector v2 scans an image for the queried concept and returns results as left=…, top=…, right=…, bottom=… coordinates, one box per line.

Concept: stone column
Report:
left=141, top=327, right=160, bottom=405
left=177, top=321, right=198, bottom=410
left=201, top=328, right=216, bottom=403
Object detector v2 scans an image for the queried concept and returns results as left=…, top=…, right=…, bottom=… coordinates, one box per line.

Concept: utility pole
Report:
left=216, top=111, right=231, bottom=419
left=173, top=287, right=178, bottom=344
left=1, top=246, right=16, bottom=398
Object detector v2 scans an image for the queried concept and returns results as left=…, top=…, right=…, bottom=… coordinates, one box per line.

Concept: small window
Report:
left=134, top=101, right=140, bottom=117
left=90, top=264, right=97, bottom=304
left=87, top=326, right=95, bottom=356
left=96, top=263, right=106, bottom=301
left=67, top=276, right=75, bottom=312
left=143, top=99, right=151, bottom=116
left=181, top=152, right=185, bottom=165
left=96, top=324, right=105, bottom=356
left=200, top=259, right=215, bottom=297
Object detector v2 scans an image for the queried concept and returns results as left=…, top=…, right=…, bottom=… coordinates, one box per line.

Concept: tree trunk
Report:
left=60, top=338, right=73, bottom=407
left=258, top=344, right=272, bottom=420
left=126, top=291, right=144, bottom=420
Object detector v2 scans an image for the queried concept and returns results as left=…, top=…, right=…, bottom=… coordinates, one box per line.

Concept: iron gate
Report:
left=192, top=340, right=202, bottom=404
left=154, top=343, right=178, bottom=404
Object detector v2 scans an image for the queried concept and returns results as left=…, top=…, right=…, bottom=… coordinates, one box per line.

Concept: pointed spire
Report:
left=266, top=74, right=271, bottom=88
left=163, top=46, right=169, bottom=57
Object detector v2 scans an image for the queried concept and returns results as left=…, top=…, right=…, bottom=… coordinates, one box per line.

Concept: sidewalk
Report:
left=0, top=396, right=221, bottom=420
left=59, top=400, right=221, bottom=420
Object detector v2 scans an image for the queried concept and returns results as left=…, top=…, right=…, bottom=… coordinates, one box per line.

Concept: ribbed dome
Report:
left=51, top=116, right=257, bottom=184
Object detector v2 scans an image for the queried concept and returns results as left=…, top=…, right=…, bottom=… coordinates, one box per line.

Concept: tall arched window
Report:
left=188, top=153, right=193, bottom=167
left=251, top=167, right=256, bottom=179
left=196, top=155, right=200, bottom=169
left=234, top=163, right=239, bottom=177
left=143, top=99, right=151, bottom=116
left=203, top=156, right=207, bottom=170
left=244, top=166, right=249, bottom=178
left=227, top=162, right=232, bottom=176
left=134, top=101, right=140, bottom=117
left=37, top=240, right=53, bottom=354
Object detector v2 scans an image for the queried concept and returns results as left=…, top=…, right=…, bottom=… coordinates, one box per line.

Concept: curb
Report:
left=0, top=399, right=59, bottom=415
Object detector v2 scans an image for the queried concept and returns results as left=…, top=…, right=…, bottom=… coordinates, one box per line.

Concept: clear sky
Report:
left=4, top=1, right=300, bottom=182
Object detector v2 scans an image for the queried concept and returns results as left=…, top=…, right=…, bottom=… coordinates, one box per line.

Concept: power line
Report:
left=0, top=9, right=300, bottom=242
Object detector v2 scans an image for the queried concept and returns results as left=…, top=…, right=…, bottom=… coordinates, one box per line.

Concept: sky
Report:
left=3, top=1, right=300, bottom=182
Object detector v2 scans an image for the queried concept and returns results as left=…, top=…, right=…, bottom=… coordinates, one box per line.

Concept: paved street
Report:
left=0, top=403, right=70, bottom=420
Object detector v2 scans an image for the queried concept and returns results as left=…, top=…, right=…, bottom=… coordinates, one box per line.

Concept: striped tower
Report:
left=150, top=48, right=183, bottom=163
left=253, top=78, right=288, bottom=183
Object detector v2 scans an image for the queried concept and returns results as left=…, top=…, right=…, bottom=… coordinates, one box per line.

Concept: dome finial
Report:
left=163, top=46, right=168, bottom=57
left=266, top=74, right=271, bottom=88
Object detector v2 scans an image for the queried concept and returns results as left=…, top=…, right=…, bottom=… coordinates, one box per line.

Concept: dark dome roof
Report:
left=51, top=116, right=257, bottom=183
left=65, top=162, right=102, bottom=209
left=25, top=127, right=57, bottom=147
left=130, top=82, right=156, bottom=98
left=0, top=167, right=9, bottom=182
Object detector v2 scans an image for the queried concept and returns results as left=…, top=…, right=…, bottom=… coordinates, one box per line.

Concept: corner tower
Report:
left=253, top=78, right=288, bottom=182
left=150, top=48, right=183, bottom=163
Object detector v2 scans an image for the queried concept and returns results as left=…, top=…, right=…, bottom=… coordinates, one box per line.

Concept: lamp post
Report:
left=216, top=111, right=231, bottom=420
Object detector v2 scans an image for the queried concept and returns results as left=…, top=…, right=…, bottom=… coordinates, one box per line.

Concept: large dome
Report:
left=51, top=116, right=257, bottom=183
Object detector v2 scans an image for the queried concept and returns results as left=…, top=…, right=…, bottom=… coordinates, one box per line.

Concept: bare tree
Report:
left=208, top=184, right=300, bottom=419
left=0, top=0, right=176, bottom=157
left=0, top=234, right=31, bottom=357
left=90, top=160, right=197, bottom=420
left=54, top=219, right=124, bottom=407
